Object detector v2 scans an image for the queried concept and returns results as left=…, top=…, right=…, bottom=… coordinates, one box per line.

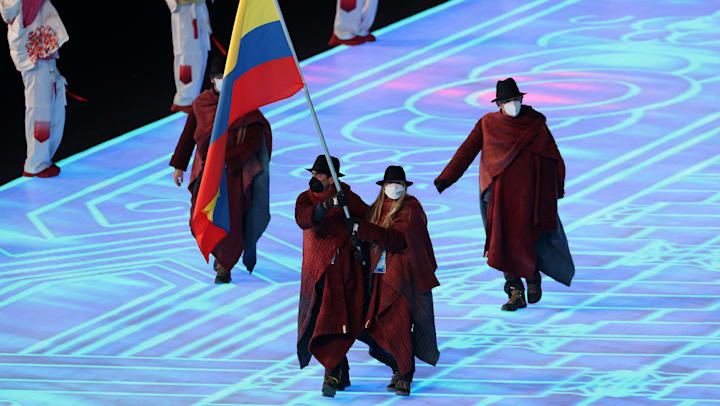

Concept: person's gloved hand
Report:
left=323, top=191, right=347, bottom=209
left=344, top=217, right=361, bottom=235
left=434, top=179, right=450, bottom=194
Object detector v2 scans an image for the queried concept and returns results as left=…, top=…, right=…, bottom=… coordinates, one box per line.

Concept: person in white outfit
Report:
left=166, top=0, right=212, bottom=114
left=1, top=0, right=68, bottom=178
left=330, top=0, right=378, bottom=46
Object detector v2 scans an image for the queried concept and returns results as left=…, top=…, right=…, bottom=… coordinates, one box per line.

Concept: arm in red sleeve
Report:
left=435, top=118, right=484, bottom=185
left=346, top=190, right=370, bottom=219
left=295, top=192, right=316, bottom=230
left=169, top=110, right=197, bottom=171
left=357, top=220, right=408, bottom=253
left=225, top=123, right=264, bottom=173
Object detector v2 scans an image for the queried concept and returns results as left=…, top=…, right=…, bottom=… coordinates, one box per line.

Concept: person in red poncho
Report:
left=295, top=155, right=370, bottom=398
left=345, top=166, right=440, bottom=397
left=435, top=78, right=575, bottom=311
left=170, top=55, right=272, bottom=283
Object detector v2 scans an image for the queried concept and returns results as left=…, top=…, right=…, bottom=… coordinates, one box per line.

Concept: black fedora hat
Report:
left=306, top=155, right=344, bottom=177
left=491, top=77, right=526, bottom=103
left=376, top=165, right=413, bottom=186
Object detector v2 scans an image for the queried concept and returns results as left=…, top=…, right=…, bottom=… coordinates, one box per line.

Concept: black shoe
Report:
left=213, top=261, right=231, bottom=284
left=501, top=287, right=527, bottom=311
left=386, top=371, right=400, bottom=392
left=527, top=273, right=542, bottom=304
left=322, top=376, right=339, bottom=397
left=394, top=379, right=411, bottom=396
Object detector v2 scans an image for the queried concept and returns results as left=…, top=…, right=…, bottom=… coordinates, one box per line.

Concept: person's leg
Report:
left=482, top=186, right=525, bottom=311
left=173, top=52, right=205, bottom=108
left=333, top=0, right=362, bottom=40
left=502, top=272, right=526, bottom=311
left=170, top=5, right=207, bottom=110
left=394, top=357, right=414, bottom=396
left=357, top=0, right=379, bottom=36
left=22, top=60, right=54, bottom=175
left=48, top=63, right=66, bottom=164
left=320, top=347, right=353, bottom=397
left=358, top=329, right=399, bottom=390
left=526, top=269, right=542, bottom=304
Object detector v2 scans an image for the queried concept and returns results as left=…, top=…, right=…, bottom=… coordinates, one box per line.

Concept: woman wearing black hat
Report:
left=347, top=165, right=440, bottom=396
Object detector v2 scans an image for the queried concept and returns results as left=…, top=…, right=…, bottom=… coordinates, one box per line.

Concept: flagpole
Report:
left=273, top=0, right=351, bottom=219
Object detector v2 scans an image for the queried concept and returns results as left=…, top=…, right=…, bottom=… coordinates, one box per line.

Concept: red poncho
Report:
left=170, top=90, right=272, bottom=271
left=437, top=106, right=565, bottom=279
left=358, top=196, right=440, bottom=375
left=295, top=183, right=369, bottom=370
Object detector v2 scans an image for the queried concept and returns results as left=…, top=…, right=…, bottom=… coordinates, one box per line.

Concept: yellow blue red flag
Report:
left=191, top=0, right=303, bottom=260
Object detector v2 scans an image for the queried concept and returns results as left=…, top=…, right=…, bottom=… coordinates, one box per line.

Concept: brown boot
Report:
left=526, top=272, right=542, bottom=304
left=394, top=379, right=411, bottom=396
left=386, top=371, right=400, bottom=392
left=501, top=287, right=527, bottom=311
left=322, top=375, right=339, bottom=397
left=213, top=260, right=231, bottom=284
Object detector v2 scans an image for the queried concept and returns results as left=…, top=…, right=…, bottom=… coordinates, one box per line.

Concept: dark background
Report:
left=0, top=0, right=448, bottom=185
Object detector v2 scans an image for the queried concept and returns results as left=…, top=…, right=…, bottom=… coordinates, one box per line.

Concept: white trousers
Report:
left=21, top=59, right=66, bottom=174
left=170, top=3, right=211, bottom=107
left=333, top=0, right=379, bottom=40
left=172, top=52, right=208, bottom=107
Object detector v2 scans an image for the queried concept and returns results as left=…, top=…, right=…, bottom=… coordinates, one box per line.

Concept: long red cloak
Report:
left=357, top=196, right=440, bottom=375
left=170, top=89, right=272, bottom=272
left=295, top=183, right=369, bottom=370
left=436, top=105, right=565, bottom=279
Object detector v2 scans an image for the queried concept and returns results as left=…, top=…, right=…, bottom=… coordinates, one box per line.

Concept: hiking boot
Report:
left=394, top=379, right=411, bottom=396
left=386, top=371, right=400, bottom=392
left=213, top=260, right=231, bottom=284
left=501, top=287, right=527, bottom=311
left=322, top=375, right=339, bottom=397
left=527, top=273, right=542, bottom=304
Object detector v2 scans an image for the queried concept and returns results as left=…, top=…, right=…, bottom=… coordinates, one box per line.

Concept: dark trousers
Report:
left=480, top=186, right=541, bottom=294
left=359, top=330, right=415, bottom=381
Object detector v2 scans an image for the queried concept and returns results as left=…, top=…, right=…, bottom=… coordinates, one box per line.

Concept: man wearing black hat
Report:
left=295, top=155, right=370, bottom=397
left=434, top=78, right=575, bottom=311
left=170, top=53, right=273, bottom=283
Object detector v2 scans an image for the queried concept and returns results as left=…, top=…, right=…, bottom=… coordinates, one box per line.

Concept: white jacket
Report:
left=1, top=0, right=68, bottom=72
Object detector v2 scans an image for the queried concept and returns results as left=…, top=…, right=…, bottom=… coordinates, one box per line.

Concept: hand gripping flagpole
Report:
left=273, top=0, right=351, bottom=219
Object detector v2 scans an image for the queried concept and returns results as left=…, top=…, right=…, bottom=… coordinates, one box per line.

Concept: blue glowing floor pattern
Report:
left=1, top=0, right=719, bottom=404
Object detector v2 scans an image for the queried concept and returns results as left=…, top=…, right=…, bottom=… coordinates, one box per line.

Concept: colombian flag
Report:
left=191, top=0, right=303, bottom=260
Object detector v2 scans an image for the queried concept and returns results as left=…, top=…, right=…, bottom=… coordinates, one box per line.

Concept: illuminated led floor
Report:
left=1, top=0, right=720, bottom=404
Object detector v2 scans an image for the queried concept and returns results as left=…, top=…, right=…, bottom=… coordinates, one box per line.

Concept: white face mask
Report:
left=502, top=100, right=521, bottom=117
left=213, top=77, right=224, bottom=93
left=384, top=183, right=405, bottom=200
